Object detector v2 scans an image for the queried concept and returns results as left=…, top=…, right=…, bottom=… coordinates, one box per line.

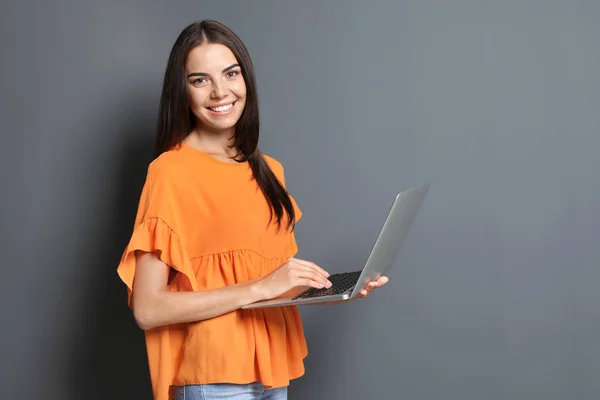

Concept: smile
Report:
left=207, top=101, right=236, bottom=113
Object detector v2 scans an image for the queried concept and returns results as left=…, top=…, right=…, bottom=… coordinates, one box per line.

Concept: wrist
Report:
left=248, top=278, right=270, bottom=302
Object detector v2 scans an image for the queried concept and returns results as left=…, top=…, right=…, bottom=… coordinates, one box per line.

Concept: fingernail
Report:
left=326, top=281, right=332, bottom=288
left=318, top=284, right=324, bottom=288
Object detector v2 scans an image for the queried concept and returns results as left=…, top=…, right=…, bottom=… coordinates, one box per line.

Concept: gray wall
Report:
left=1, top=1, right=599, bottom=399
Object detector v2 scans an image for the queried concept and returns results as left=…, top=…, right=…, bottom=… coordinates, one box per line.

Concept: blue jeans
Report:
left=172, top=382, right=287, bottom=400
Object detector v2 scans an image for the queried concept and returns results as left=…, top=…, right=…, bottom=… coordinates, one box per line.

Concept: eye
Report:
left=192, top=77, right=208, bottom=85
left=226, top=70, right=240, bottom=78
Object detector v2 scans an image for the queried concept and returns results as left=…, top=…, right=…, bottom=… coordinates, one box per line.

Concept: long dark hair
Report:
left=155, top=20, right=296, bottom=231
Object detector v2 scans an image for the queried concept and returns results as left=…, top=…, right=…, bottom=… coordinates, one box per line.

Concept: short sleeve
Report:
left=116, top=164, right=198, bottom=308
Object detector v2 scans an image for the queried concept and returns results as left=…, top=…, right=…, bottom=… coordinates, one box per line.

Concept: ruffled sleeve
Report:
left=117, top=217, right=198, bottom=308
left=116, top=162, right=199, bottom=307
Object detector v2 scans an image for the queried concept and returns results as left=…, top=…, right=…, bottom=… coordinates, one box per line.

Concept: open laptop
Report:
left=242, top=182, right=430, bottom=309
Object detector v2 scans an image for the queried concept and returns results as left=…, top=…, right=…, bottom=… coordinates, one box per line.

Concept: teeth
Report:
left=210, top=103, right=234, bottom=112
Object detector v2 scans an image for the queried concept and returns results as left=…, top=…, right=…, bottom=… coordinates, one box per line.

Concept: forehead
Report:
left=186, top=43, right=239, bottom=72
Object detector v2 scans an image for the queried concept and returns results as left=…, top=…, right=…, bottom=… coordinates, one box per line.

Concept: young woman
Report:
left=117, top=20, right=388, bottom=400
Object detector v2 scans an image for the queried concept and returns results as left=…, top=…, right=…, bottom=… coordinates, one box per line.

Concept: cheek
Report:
left=188, top=87, right=208, bottom=110
left=232, top=80, right=247, bottom=99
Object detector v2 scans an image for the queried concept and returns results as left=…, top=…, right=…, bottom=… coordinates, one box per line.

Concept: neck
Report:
left=185, top=126, right=238, bottom=157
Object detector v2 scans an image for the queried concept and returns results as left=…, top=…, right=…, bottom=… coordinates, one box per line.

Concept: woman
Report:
left=117, top=20, right=388, bottom=400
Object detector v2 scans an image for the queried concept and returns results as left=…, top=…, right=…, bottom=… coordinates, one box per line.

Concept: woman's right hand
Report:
left=256, top=258, right=332, bottom=300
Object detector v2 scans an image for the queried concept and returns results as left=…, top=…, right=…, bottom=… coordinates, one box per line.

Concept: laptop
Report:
left=242, top=182, right=430, bottom=309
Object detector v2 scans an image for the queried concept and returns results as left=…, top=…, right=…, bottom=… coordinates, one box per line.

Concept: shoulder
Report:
left=147, top=146, right=190, bottom=182
left=140, top=147, right=195, bottom=200
left=140, top=148, right=193, bottom=219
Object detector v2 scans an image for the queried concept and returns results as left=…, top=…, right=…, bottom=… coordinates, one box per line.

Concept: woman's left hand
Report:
left=355, top=276, right=389, bottom=299
left=317, top=276, right=389, bottom=305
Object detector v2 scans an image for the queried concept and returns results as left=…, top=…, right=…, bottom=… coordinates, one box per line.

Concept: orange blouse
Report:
left=117, top=143, right=307, bottom=400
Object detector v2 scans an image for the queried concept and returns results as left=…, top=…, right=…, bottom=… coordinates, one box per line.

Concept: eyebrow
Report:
left=187, top=63, right=240, bottom=78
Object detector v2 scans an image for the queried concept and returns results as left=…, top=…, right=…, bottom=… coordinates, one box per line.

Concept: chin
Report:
left=201, top=115, right=241, bottom=131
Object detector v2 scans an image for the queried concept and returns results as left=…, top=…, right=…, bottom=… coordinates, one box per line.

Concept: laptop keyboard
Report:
left=292, top=271, right=362, bottom=300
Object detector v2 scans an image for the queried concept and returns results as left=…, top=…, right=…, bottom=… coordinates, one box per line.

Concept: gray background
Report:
left=1, top=0, right=598, bottom=399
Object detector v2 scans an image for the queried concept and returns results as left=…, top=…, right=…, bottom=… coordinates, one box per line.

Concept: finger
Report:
left=369, top=280, right=386, bottom=292
left=298, top=278, right=329, bottom=290
left=292, top=266, right=330, bottom=284
left=302, top=261, right=331, bottom=280
left=352, top=289, right=369, bottom=301
left=292, top=258, right=330, bottom=277
left=376, top=276, right=389, bottom=286
left=305, top=270, right=332, bottom=288
left=362, top=282, right=379, bottom=297
left=293, top=265, right=331, bottom=287
left=292, top=268, right=331, bottom=288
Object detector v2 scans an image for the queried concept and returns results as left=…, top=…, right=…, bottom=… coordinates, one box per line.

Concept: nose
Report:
left=211, top=81, right=226, bottom=98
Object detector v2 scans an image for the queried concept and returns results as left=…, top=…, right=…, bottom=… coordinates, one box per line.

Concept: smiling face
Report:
left=185, top=43, right=247, bottom=133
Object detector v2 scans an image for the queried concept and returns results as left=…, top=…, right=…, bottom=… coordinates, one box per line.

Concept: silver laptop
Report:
left=242, top=182, right=430, bottom=309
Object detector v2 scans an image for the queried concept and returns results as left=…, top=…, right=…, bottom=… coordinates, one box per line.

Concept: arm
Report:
left=132, top=251, right=266, bottom=330
left=131, top=252, right=331, bottom=330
